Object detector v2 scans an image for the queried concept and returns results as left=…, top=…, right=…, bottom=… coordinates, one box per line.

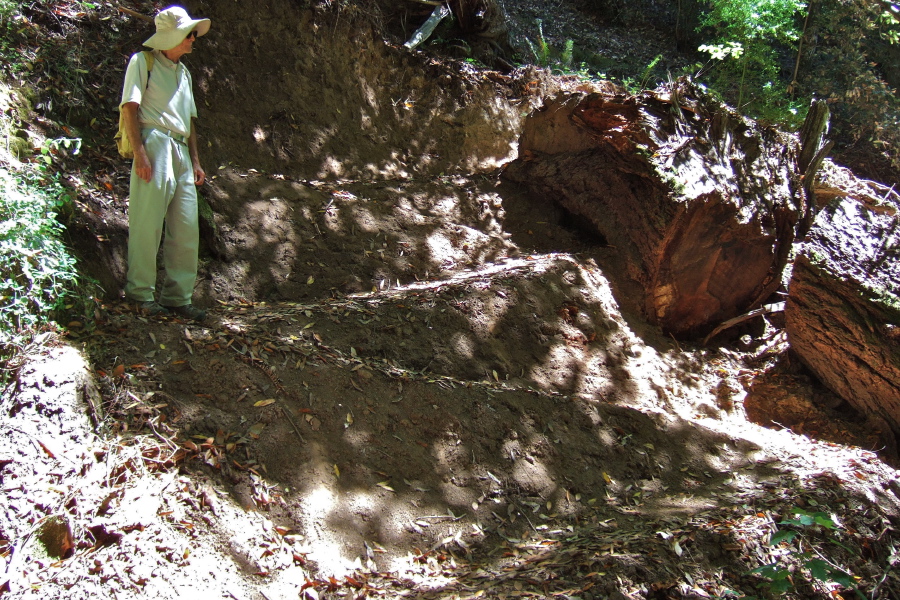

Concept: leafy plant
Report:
left=0, top=0, right=17, bottom=24
left=525, top=19, right=551, bottom=67
left=800, top=0, right=900, bottom=174
left=560, top=39, right=574, bottom=70
left=0, top=156, right=79, bottom=379
left=524, top=19, right=576, bottom=73
left=753, top=507, right=863, bottom=597
left=696, top=0, right=806, bottom=121
left=639, top=54, right=662, bottom=90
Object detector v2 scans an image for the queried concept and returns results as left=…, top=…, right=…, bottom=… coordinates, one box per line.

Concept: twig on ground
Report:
left=703, top=302, right=786, bottom=346
left=281, top=407, right=306, bottom=445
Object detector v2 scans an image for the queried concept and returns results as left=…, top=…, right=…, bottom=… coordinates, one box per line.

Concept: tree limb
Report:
left=404, top=4, right=451, bottom=49
left=117, top=5, right=153, bottom=22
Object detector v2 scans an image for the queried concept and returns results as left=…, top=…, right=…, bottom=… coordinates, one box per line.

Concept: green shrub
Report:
left=525, top=19, right=576, bottom=74
left=800, top=0, right=900, bottom=171
left=0, top=0, right=17, bottom=24
left=0, top=161, right=79, bottom=370
left=696, top=0, right=806, bottom=123
left=753, top=507, right=863, bottom=597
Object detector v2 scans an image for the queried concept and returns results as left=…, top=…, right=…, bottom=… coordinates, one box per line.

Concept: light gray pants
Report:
left=124, top=128, right=198, bottom=307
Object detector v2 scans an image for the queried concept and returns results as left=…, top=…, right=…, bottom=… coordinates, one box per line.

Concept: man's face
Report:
left=171, top=29, right=197, bottom=55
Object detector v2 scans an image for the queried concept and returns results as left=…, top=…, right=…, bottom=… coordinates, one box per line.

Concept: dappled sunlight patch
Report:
left=233, top=198, right=298, bottom=245
left=511, top=456, right=557, bottom=498
left=345, top=204, right=380, bottom=235
left=424, top=230, right=460, bottom=267
left=340, top=426, right=373, bottom=450
left=252, top=125, right=267, bottom=144
left=295, top=485, right=361, bottom=576
left=317, top=156, right=346, bottom=179
left=450, top=332, right=475, bottom=359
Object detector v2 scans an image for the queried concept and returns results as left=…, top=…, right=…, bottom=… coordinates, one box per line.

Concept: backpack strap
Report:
left=142, top=50, right=154, bottom=78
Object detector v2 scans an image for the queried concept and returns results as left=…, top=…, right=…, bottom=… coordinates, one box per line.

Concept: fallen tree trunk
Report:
left=785, top=162, right=900, bottom=443
left=503, top=82, right=813, bottom=336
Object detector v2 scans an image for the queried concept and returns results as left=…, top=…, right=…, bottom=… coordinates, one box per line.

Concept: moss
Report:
left=863, top=285, right=900, bottom=314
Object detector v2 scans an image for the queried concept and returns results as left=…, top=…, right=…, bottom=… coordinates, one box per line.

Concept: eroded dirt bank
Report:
left=6, top=173, right=900, bottom=598
left=3, top=0, right=900, bottom=598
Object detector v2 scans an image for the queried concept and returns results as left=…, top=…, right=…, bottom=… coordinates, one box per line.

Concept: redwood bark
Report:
left=504, top=86, right=808, bottom=336
left=785, top=191, right=900, bottom=441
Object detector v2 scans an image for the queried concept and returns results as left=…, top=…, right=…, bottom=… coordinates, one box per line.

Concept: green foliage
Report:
left=696, top=0, right=806, bottom=123
left=640, top=54, right=662, bottom=90
left=525, top=19, right=576, bottom=73
left=525, top=19, right=551, bottom=67
left=560, top=39, right=574, bottom=70
left=701, top=0, right=805, bottom=43
left=0, top=0, right=17, bottom=24
left=620, top=55, right=665, bottom=94
left=0, top=153, right=79, bottom=376
left=692, top=0, right=900, bottom=169
left=752, top=508, right=862, bottom=597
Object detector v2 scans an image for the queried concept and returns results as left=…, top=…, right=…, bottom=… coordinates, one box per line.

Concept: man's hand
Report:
left=133, top=147, right=152, bottom=183
left=193, top=164, right=206, bottom=186
left=188, top=119, right=204, bottom=186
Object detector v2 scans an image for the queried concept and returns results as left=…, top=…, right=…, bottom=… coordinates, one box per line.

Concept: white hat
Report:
left=143, top=6, right=210, bottom=50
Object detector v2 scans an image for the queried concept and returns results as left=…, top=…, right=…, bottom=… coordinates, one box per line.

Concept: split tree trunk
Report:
left=504, top=83, right=813, bottom=336
left=785, top=165, right=900, bottom=445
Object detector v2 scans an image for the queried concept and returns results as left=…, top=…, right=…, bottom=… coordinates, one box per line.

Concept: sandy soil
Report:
left=2, top=1, right=899, bottom=598
left=5, top=171, right=899, bottom=598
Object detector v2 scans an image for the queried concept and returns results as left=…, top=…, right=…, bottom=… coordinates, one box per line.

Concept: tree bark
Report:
left=785, top=166, right=900, bottom=443
left=503, top=84, right=808, bottom=336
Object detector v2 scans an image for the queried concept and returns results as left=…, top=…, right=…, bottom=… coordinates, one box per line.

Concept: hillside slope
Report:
left=2, top=1, right=900, bottom=598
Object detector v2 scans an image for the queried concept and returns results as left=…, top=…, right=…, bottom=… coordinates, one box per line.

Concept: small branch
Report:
left=703, top=302, right=786, bottom=346
left=117, top=5, right=153, bottom=23
left=404, top=4, right=451, bottom=49
left=405, top=0, right=444, bottom=5
left=789, top=0, right=814, bottom=98
left=282, top=407, right=306, bottom=445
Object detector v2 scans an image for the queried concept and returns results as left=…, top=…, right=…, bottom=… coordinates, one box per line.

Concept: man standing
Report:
left=120, top=6, right=210, bottom=321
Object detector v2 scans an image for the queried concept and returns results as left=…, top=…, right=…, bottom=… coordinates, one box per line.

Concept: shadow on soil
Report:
left=86, top=171, right=803, bottom=593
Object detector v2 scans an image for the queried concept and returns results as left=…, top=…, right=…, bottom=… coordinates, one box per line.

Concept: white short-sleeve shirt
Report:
left=120, top=49, right=197, bottom=138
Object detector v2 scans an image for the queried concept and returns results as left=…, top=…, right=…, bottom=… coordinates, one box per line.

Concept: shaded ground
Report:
left=2, top=1, right=900, bottom=598
left=5, top=173, right=900, bottom=599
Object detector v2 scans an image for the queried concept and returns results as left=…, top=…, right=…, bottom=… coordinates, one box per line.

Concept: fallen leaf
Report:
left=248, top=423, right=266, bottom=438
left=333, top=464, right=340, bottom=478
left=113, top=364, right=125, bottom=378
left=254, top=399, right=276, bottom=407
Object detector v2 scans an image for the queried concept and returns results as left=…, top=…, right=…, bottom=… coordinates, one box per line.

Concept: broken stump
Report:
left=503, top=83, right=811, bottom=336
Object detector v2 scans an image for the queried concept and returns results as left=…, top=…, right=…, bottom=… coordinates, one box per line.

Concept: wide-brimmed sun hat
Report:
left=143, top=6, right=210, bottom=50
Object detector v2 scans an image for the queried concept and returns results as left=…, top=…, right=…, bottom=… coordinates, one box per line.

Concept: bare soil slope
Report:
left=2, top=1, right=900, bottom=599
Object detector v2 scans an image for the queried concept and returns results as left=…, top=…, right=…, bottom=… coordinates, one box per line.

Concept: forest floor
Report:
left=2, top=1, right=900, bottom=599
